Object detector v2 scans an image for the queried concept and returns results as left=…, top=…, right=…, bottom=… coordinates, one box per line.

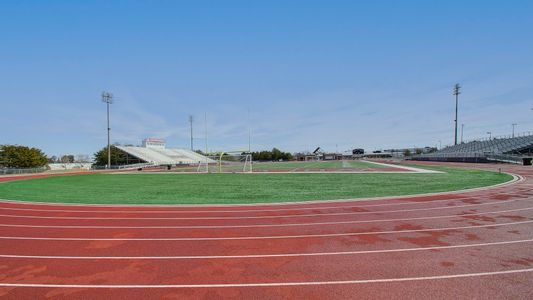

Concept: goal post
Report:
left=215, top=151, right=253, bottom=173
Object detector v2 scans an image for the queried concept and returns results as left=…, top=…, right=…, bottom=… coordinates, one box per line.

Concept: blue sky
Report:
left=1, top=0, right=532, bottom=157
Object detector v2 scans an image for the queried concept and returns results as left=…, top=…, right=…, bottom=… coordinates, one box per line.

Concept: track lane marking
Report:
left=1, top=268, right=532, bottom=288
left=0, top=194, right=506, bottom=214
left=0, top=206, right=531, bottom=229
left=0, top=239, right=531, bottom=259
left=0, top=199, right=528, bottom=220
left=0, top=220, right=531, bottom=241
left=0, top=190, right=531, bottom=214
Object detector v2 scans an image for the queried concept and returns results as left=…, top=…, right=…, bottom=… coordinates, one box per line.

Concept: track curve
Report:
left=0, top=162, right=532, bottom=299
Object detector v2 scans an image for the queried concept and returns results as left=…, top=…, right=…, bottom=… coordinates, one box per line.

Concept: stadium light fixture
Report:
left=453, top=84, right=461, bottom=145
left=487, top=131, right=492, bottom=140
left=101, top=91, right=114, bottom=169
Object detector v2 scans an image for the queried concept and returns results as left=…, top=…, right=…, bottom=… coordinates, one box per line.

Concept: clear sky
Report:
left=1, top=0, right=532, bottom=157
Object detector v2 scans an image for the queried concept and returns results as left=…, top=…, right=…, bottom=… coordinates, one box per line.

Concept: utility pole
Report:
left=512, top=123, right=517, bottom=138
left=247, top=108, right=251, bottom=153
left=189, top=115, right=194, bottom=151
left=461, top=124, right=464, bottom=144
left=101, top=91, right=114, bottom=169
left=453, top=84, right=461, bottom=145
left=204, top=112, right=208, bottom=155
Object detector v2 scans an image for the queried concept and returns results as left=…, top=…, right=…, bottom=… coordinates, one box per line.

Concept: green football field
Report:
left=0, top=164, right=513, bottom=205
left=165, top=160, right=387, bottom=172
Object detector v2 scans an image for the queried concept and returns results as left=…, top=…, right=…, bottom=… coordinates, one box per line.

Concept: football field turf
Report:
left=0, top=164, right=513, bottom=205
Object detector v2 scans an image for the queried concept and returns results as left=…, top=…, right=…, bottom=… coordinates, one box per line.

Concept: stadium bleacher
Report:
left=412, top=133, right=533, bottom=164
left=115, top=145, right=215, bottom=166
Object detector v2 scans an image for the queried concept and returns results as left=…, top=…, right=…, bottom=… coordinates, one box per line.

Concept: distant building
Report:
left=142, top=138, right=166, bottom=149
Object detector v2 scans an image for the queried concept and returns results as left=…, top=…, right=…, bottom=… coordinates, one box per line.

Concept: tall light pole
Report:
left=101, top=91, right=114, bottom=169
left=512, top=123, right=517, bottom=138
left=189, top=115, right=194, bottom=151
left=461, top=123, right=464, bottom=144
left=487, top=131, right=492, bottom=140
left=247, top=108, right=251, bottom=153
left=453, top=84, right=461, bottom=145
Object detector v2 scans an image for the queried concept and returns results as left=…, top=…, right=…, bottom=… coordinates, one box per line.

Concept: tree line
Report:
left=0, top=145, right=48, bottom=168
left=249, top=148, right=293, bottom=161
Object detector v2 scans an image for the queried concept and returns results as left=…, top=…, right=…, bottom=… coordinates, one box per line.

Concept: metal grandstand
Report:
left=411, top=132, right=533, bottom=164
left=108, top=138, right=216, bottom=169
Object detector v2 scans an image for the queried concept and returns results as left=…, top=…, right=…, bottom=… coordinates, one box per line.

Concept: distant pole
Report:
left=439, top=140, right=442, bottom=150
left=461, top=124, right=464, bottom=144
left=487, top=131, right=492, bottom=140
left=453, top=84, right=461, bottom=145
left=204, top=112, right=208, bottom=155
left=247, top=109, right=251, bottom=153
left=189, top=115, right=194, bottom=151
left=101, top=91, right=114, bottom=169
left=512, top=123, right=517, bottom=138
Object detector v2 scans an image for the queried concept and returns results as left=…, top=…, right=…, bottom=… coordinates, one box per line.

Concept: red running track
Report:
left=0, top=162, right=532, bottom=299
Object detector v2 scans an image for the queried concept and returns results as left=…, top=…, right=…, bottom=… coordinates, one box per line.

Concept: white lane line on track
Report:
left=1, top=239, right=531, bottom=260
left=0, top=199, right=528, bottom=220
left=0, top=220, right=531, bottom=241
left=1, top=190, right=531, bottom=215
left=1, top=268, right=532, bottom=288
left=0, top=173, right=522, bottom=208
left=0, top=206, right=531, bottom=229
left=0, top=195, right=490, bottom=214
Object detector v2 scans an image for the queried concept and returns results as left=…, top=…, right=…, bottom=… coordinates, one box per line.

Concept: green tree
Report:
left=93, top=146, right=131, bottom=166
left=0, top=145, right=48, bottom=168
left=60, top=155, right=75, bottom=163
left=251, top=148, right=293, bottom=161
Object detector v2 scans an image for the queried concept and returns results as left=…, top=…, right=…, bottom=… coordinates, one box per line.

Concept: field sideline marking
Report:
left=0, top=268, right=532, bottom=288
left=1, top=191, right=530, bottom=214
left=0, top=238, right=531, bottom=260
left=0, top=220, right=531, bottom=241
left=0, top=173, right=521, bottom=208
left=0, top=206, right=531, bottom=229
left=0, top=198, right=527, bottom=220
left=361, top=160, right=443, bottom=173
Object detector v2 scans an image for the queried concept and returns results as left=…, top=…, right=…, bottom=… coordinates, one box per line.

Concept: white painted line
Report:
left=1, top=190, right=530, bottom=215
left=362, top=161, right=443, bottom=173
left=0, top=220, right=531, bottom=241
left=1, top=239, right=531, bottom=260
left=0, top=173, right=521, bottom=208
left=0, top=206, right=531, bottom=229
left=0, top=199, right=526, bottom=220
left=0, top=195, right=486, bottom=214
left=0, top=268, right=532, bottom=288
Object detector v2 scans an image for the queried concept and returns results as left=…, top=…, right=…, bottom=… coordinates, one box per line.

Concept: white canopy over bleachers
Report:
left=116, top=145, right=215, bottom=165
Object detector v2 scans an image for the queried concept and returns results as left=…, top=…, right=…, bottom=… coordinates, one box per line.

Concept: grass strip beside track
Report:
left=0, top=165, right=513, bottom=205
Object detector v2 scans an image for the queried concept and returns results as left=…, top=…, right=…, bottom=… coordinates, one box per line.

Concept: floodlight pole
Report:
left=453, top=84, right=461, bottom=145
left=101, top=91, right=114, bottom=169
left=189, top=115, right=194, bottom=151
left=247, top=108, right=251, bottom=153
left=204, top=112, right=208, bottom=155
left=461, top=124, right=464, bottom=144
left=512, top=123, right=517, bottom=138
